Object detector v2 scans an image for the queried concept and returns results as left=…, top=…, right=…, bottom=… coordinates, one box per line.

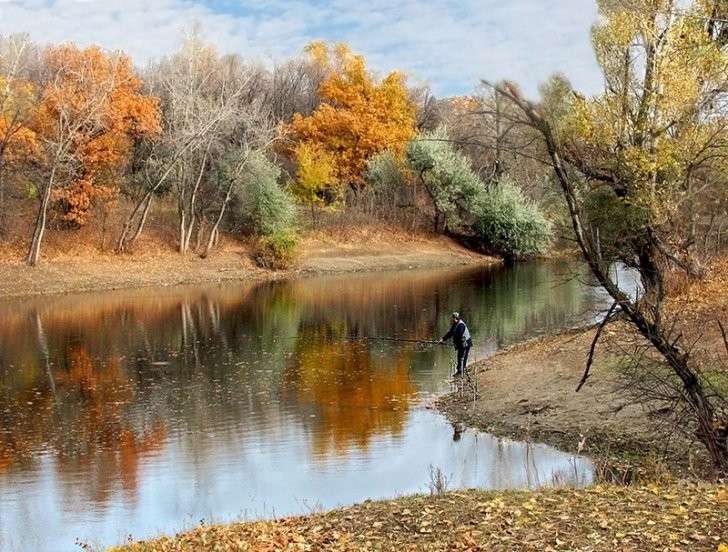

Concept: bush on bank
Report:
left=404, top=128, right=552, bottom=258
left=474, top=180, right=552, bottom=258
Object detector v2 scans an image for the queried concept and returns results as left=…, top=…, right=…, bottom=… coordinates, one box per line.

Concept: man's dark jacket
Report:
left=442, top=319, right=472, bottom=349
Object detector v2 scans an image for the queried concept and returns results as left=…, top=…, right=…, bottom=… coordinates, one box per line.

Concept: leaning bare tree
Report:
left=492, top=0, right=728, bottom=472
left=200, top=102, right=277, bottom=258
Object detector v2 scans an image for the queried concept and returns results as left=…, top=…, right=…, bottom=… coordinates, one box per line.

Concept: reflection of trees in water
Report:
left=0, top=343, right=167, bottom=505
left=0, top=261, right=601, bottom=504
left=444, top=262, right=594, bottom=348
left=283, top=322, right=416, bottom=457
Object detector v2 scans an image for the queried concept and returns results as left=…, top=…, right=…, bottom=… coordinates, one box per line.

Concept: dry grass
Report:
left=110, top=483, right=727, bottom=551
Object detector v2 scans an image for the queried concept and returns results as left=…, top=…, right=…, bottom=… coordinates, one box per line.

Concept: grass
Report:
left=111, top=483, right=727, bottom=551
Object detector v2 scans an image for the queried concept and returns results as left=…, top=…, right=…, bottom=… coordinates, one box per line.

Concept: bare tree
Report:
left=265, top=57, right=323, bottom=123
left=117, top=34, right=254, bottom=254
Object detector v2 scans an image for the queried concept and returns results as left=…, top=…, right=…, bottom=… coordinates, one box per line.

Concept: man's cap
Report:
left=452, top=312, right=460, bottom=319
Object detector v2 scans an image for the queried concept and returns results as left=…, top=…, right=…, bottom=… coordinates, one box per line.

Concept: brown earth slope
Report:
left=0, top=229, right=492, bottom=298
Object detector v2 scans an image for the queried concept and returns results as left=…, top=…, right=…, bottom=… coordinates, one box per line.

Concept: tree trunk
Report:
left=178, top=150, right=208, bottom=255
left=195, top=219, right=204, bottom=251
left=117, top=192, right=148, bottom=253
left=27, top=167, right=56, bottom=266
left=130, top=194, right=153, bottom=244
left=0, top=161, right=6, bottom=234
left=116, top=160, right=180, bottom=253
left=201, top=180, right=234, bottom=258
left=178, top=207, right=187, bottom=255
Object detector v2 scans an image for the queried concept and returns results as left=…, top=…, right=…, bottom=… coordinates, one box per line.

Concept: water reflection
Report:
left=0, top=261, right=607, bottom=551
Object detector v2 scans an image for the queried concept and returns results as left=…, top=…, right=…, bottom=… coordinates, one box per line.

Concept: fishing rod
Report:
left=363, top=337, right=443, bottom=345
left=272, top=335, right=443, bottom=345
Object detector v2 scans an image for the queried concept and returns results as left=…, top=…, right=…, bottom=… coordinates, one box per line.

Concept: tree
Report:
left=493, top=0, right=728, bottom=472
left=237, top=151, right=295, bottom=237
left=286, top=42, right=416, bottom=194
left=291, top=142, right=339, bottom=222
left=27, top=44, right=160, bottom=266
left=0, top=34, right=40, bottom=233
left=437, top=88, right=555, bottom=206
left=406, top=127, right=484, bottom=232
left=119, top=34, right=276, bottom=256
left=265, top=57, right=324, bottom=123
left=406, top=127, right=551, bottom=257
left=201, top=120, right=278, bottom=258
left=365, top=150, right=417, bottom=226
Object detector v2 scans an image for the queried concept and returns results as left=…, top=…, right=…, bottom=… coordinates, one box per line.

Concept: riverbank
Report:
left=111, top=482, right=727, bottom=551
left=0, top=229, right=493, bottom=298
left=439, top=258, right=728, bottom=480
left=438, top=326, right=681, bottom=480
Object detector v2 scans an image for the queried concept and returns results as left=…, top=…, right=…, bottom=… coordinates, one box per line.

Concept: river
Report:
left=0, top=261, right=612, bottom=551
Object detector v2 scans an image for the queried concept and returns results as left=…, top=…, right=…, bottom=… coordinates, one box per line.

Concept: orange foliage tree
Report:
left=286, top=42, right=416, bottom=198
left=28, top=45, right=161, bottom=265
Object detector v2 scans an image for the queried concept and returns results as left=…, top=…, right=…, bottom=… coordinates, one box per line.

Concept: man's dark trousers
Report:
left=455, top=344, right=471, bottom=375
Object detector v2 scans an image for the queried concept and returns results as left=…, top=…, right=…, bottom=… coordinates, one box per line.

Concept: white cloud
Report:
left=0, top=0, right=603, bottom=97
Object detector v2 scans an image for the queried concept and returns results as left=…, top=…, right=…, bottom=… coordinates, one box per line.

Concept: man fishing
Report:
left=438, top=312, right=473, bottom=377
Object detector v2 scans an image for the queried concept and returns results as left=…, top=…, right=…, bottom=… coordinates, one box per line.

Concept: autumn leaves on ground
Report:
left=114, top=485, right=727, bottom=552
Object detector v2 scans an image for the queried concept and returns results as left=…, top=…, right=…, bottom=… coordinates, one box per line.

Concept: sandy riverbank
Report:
left=438, top=259, right=728, bottom=479
left=0, top=231, right=495, bottom=298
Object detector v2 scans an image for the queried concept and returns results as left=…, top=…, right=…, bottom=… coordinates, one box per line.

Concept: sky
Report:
left=0, top=0, right=603, bottom=98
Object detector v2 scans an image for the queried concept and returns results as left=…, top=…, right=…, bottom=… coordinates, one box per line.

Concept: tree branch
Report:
left=577, top=302, right=619, bottom=392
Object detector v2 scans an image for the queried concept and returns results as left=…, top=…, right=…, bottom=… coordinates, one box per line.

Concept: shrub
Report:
left=364, top=151, right=414, bottom=221
left=406, top=127, right=483, bottom=230
left=404, top=129, right=552, bottom=257
left=473, top=180, right=552, bottom=258
left=237, top=152, right=296, bottom=237
left=254, top=230, right=299, bottom=270
left=366, top=151, right=407, bottom=195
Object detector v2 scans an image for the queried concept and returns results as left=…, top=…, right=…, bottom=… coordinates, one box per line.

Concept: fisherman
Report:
left=438, top=312, right=473, bottom=377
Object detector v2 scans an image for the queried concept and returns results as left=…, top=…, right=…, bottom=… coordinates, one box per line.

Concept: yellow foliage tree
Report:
left=292, top=143, right=338, bottom=220
left=495, top=0, right=728, bottom=472
left=287, top=42, right=416, bottom=194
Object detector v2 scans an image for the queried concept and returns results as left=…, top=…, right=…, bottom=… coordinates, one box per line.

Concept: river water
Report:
left=0, top=261, right=612, bottom=551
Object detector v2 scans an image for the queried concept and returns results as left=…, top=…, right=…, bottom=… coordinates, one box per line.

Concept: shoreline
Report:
left=435, top=313, right=725, bottom=480
left=112, top=482, right=727, bottom=551
left=0, top=235, right=498, bottom=299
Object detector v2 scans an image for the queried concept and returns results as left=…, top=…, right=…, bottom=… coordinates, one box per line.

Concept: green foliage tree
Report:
left=237, top=151, right=296, bottom=237
left=474, top=180, right=552, bottom=258
left=406, top=127, right=482, bottom=232
left=406, top=127, right=552, bottom=257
